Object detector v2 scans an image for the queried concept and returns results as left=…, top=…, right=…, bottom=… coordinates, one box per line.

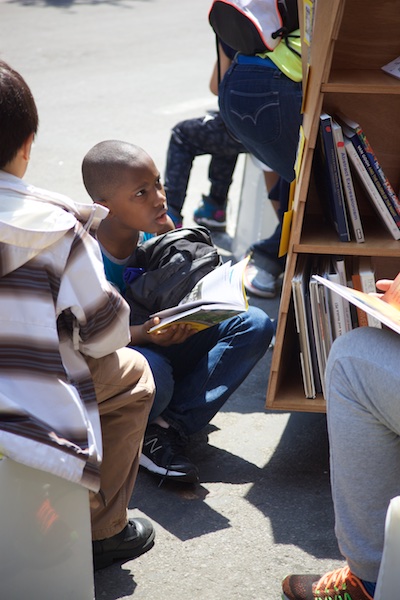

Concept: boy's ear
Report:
left=21, top=133, right=35, bottom=162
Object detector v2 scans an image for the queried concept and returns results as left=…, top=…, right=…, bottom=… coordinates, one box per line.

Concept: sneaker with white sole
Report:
left=243, top=250, right=284, bottom=299
left=140, top=423, right=199, bottom=484
left=193, top=195, right=226, bottom=230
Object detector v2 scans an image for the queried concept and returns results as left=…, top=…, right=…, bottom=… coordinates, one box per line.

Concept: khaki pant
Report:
left=86, top=348, right=155, bottom=540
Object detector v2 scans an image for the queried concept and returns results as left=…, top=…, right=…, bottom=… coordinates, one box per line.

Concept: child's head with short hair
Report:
left=82, top=140, right=170, bottom=234
left=0, top=60, right=38, bottom=171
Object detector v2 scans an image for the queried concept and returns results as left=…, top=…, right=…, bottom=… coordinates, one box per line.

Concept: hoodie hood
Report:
left=0, top=170, right=108, bottom=276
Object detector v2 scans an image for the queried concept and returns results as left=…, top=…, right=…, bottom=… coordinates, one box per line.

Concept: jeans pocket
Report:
left=228, top=90, right=281, bottom=144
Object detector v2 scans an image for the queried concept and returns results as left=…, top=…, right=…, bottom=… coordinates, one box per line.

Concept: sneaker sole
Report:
left=140, top=454, right=199, bottom=483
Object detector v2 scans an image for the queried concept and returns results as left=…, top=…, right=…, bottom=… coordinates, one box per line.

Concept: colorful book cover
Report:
left=337, top=113, right=400, bottom=218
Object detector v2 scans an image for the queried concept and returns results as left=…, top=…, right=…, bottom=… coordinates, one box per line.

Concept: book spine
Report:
left=351, top=273, right=369, bottom=327
left=334, top=258, right=352, bottom=333
left=358, top=268, right=382, bottom=329
left=332, top=124, right=365, bottom=243
left=326, top=272, right=348, bottom=339
left=355, top=127, right=400, bottom=216
left=350, top=135, right=400, bottom=226
left=320, top=115, right=350, bottom=242
left=345, top=140, right=400, bottom=240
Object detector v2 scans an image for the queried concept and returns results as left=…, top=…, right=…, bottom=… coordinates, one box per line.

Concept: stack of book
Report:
left=314, top=112, right=400, bottom=241
left=292, top=255, right=381, bottom=398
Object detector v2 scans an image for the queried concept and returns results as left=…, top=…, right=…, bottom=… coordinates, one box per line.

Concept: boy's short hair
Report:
left=82, top=140, right=145, bottom=203
left=0, top=60, right=39, bottom=169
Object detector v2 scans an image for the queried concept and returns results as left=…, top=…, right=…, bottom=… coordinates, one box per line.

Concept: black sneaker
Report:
left=140, top=423, right=199, bottom=483
left=92, top=517, right=155, bottom=571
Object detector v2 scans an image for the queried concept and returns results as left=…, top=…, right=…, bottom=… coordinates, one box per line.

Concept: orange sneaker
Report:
left=282, top=566, right=374, bottom=600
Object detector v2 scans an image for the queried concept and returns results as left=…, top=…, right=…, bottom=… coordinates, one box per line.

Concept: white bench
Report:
left=375, top=495, right=400, bottom=600
left=0, top=457, right=94, bottom=599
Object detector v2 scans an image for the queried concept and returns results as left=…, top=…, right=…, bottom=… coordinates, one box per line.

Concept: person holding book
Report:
left=0, top=60, right=156, bottom=572
left=282, top=276, right=400, bottom=599
left=81, top=139, right=274, bottom=485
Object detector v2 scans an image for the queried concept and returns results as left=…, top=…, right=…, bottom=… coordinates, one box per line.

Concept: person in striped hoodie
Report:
left=0, top=60, right=156, bottom=571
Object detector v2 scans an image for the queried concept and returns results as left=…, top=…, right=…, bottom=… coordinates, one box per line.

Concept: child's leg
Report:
left=161, top=306, right=273, bottom=435
left=87, top=348, right=155, bottom=540
left=326, top=327, right=400, bottom=583
left=164, top=111, right=245, bottom=217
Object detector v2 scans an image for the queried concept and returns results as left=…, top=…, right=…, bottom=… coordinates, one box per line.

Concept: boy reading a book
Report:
left=82, top=140, right=274, bottom=484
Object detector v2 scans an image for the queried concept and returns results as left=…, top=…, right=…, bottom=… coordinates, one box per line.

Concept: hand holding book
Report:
left=147, top=257, right=249, bottom=333
left=313, top=272, right=400, bottom=336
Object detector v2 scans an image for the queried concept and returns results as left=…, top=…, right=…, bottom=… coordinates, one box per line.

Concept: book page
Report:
left=179, top=257, right=249, bottom=309
left=149, top=257, right=249, bottom=325
left=313, top=275, right=400, bottom=335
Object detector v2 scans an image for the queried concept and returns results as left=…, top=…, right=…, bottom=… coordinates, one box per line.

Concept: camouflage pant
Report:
left=164, top=110, right=246, bottom=213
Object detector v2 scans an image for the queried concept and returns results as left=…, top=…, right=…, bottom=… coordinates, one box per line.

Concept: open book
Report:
left=313, top=273, right=400, bottom=335
left=148, top=257, right=249, bottom=333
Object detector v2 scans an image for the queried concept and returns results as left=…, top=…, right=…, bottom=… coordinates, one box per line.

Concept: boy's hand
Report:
left=130, top=318, right=196, bottom=346
left=146, top=317, right=196, bottom=346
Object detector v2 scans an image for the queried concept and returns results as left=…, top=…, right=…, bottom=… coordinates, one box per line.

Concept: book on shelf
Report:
left=331, top=120, right=365, bottom=242
left=308, top=257, right=334, bottom=398
left=148, top=257, right=249, bottom=333
left=313, top=272, right=400, bottom=337
left=292, top=255, right=321, bottom=399
left=324, top=257, right=352, bottom=339
left=351, top=257, right=382, bottom=329
left=381, top=55, right=400, bottom=81
left=337, top=113, right=400, bottom=220
left=314, top=113, right=351, bottom=242
left=344, top=140, right=400, bottom=240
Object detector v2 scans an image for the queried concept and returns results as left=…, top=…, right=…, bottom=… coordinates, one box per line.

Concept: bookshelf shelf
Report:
left=266, top=0, right=400, bottom=414
left=324, top=70, right=400, bottom=94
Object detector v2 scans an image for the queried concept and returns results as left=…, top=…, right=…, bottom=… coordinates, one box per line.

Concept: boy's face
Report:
left=106, top=152, right=169, bottom=234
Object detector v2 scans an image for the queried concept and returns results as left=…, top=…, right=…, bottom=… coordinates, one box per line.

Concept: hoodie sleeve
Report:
left=57, top=223, right=131, bottom=358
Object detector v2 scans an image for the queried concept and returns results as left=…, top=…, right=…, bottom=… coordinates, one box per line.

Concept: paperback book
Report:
left=314, top=113, right=351, bottom=242
left=344, top=140, right=400, bottom=240
left=148, top=257, right=249, bottom=332
left=331, top=119, right=365, bottom=242
left=337, top=113, right=400, bottom=220
left=312, top=273, right=400, bottom=336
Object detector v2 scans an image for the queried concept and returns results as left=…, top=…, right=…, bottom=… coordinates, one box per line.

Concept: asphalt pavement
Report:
left=1, top=1, right=344, bottom=598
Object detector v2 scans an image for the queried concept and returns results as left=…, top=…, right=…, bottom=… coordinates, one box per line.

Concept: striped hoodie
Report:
left=0, top=170, right=131, bottom=491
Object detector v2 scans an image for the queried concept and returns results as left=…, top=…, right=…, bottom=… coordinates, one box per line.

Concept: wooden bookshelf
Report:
left=266, top=0, right=400, bottom=413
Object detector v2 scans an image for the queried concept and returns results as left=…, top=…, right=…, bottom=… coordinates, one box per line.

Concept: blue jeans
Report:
left=218, top=56, right=303, bottom=183
left=133, top=306, right=273, bottom=435
left=164, top=111, right=247, bottom=214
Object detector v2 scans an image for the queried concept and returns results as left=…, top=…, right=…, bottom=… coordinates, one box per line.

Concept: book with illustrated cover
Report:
left=337, top=113, right=400, bottom=220
left=331, top=120, right=365, bottom=242
left=312, top=272, right=400, bottom=336
left=314, top=113, right=351, bottom=242
left=148, top=258, right=249, bottom=333
left=344, top=140, right=400, bottom=240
